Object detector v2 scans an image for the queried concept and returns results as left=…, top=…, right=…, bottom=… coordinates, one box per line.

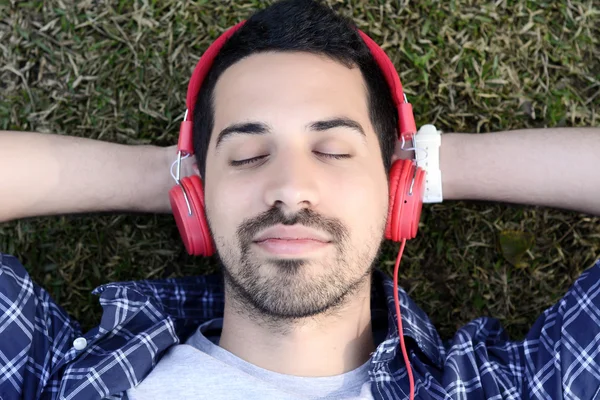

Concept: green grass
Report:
left=0, top=0, right=599, bottom=339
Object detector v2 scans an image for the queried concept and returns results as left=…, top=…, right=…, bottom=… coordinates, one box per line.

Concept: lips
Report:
left=253, top=225, right=331, bottom=243
left=252, top=225, right=332, bottom=256
left=253, top=238, right=331, bottom=256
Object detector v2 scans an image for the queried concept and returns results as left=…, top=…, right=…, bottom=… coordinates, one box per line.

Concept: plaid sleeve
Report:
left=522, top=259, right=600, bottom=399
left=0, top=252, right=82, bottom=400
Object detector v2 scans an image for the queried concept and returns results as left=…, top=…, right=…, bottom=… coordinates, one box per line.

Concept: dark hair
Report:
left=193, top=0, right=397, bottom=183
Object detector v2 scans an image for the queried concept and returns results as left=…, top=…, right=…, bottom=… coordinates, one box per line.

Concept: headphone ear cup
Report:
left=403, top=167, right=425, bottom=239
left=385, top=159, right=425, bottom=241
left=385, top=160, right=407, bottom=241
left=169, top=175, right=215, bottom=256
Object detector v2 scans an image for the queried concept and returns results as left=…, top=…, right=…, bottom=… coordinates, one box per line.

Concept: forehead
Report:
left=210, top=51, right=371, bottom=142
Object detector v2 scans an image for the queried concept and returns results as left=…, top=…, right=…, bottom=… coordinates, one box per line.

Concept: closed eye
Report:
left=230, top=155, right=268, bottom=166
left=230, top=152, right=351, bottom=167
left=314, top=152, right=351, bottom=160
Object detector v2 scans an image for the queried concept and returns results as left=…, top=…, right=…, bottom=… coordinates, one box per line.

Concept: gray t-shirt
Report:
left=126, top=318, right=375, bottom=399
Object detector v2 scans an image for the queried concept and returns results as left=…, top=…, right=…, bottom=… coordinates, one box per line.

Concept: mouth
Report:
left=252, top=238, right=331, bottom=256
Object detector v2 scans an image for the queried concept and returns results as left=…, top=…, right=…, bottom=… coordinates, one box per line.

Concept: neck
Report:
left=219, top=278, right=375, bottom=377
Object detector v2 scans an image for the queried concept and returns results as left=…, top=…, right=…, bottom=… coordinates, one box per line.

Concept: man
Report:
left=0, top=0, right=598, bottom=399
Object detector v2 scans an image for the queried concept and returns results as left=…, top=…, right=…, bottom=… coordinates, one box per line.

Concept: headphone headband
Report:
left=178, top=19, right=416, bottom=155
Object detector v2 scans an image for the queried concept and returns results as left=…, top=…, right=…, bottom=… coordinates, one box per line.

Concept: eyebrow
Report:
left=214, top=117, right=366, bottom=150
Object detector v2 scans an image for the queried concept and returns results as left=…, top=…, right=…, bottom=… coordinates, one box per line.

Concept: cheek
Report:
left=204, top=179, right=253, bottom=243
left=326, top=172, right=389, bottom=236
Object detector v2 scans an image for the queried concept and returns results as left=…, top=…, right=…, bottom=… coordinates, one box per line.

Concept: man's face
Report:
left=204, top=51, right=390, bottom=320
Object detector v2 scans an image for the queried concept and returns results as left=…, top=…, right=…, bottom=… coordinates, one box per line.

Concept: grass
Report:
left=0, top=0, right=599, bottom=340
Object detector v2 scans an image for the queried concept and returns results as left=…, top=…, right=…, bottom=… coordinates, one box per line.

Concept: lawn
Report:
left=0, top=0, right=598, bottom=339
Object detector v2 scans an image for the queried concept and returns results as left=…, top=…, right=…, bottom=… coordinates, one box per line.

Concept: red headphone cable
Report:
left=393, top=238, right=415, bottom=400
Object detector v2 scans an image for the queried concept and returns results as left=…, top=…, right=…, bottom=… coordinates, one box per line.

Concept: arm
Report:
left=440, top=127, right=600, bottom=215
left=0, top=131, right=189, bottom=223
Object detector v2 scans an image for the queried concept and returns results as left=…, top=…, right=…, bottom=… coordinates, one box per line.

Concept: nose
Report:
left=262, top=149, right=320, bottom=214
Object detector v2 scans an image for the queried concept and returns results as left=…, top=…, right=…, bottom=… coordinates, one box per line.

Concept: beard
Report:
left=211, top=205, right=385, bottom=328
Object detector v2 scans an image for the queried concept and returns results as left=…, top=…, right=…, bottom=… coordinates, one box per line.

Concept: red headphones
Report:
left=169, top=20, right=425, bottom=257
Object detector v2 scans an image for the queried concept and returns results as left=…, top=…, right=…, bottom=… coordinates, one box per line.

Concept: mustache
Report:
left=236, top=206, right=349, bottom=245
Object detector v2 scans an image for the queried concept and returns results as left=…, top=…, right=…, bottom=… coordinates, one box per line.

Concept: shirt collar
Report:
left=91, top=273, right=226, bottom=340
left=90, top=268, right=444, bottom=368
left=370, top=269, right=445, bottom=368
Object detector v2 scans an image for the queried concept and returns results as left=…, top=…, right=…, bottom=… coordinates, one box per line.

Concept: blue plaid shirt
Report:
left=1, top=250, right=600, bottom=400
